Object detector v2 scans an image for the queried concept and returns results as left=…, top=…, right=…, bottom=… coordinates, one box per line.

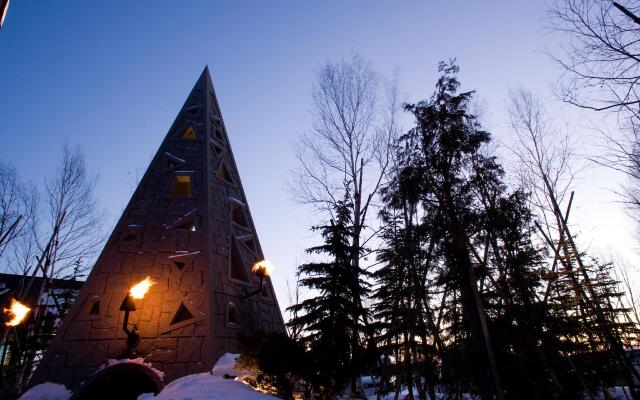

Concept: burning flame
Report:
left=252, top=259, right=274, bottom=277
left=129, top=276, right=156, bottom=299
left=4, top=298, right=30, bottom=327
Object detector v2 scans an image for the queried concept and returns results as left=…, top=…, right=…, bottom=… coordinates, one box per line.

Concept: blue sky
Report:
left=1, top=1, right=635, bottom=315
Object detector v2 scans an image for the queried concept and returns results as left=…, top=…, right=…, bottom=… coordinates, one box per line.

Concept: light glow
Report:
left=251, top=259, right=273, bottom=277
left=129, top=276, right=156, bottom=299
left=4, top=298, right=30, bottom=327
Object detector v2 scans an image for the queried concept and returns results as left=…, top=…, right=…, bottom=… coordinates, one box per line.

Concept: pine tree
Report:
left=287, top=197, right=369, bottom=398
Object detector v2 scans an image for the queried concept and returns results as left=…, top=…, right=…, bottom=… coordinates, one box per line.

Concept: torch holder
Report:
left=119, top=294, right=140, bottom=353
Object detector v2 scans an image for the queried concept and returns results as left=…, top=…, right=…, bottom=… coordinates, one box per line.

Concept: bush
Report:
left=236, top=331, right=308, bottom=400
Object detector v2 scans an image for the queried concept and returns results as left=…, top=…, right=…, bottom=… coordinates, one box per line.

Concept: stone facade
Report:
left=30, top=67, right=285, bottom=390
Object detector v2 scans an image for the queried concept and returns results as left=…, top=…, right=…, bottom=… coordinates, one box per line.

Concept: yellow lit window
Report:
left=181, top=127, right=197, bottom=140
left=170, top=175, right=192, bottom=196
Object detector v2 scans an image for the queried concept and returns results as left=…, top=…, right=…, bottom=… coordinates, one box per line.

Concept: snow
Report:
left=165, top=152, right=186, bottom=163
left=168, top=251, right=201, bottom=259
left=103, top=357, right=165, bottom=380
left=19, top=383, right=70, bottom=400
left=138, top=353, right=280, bottom=400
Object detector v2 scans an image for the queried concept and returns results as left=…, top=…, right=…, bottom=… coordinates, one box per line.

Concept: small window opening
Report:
left=210, top=142, right=223, bottom=156
left=239, top=236, right=256, bottom=252
left=218, top=163, right=233, bottom=184
left=167, top=159, right=179, bottom=169
left=174, top=260, right=187, bottom=270
left=231, top=203, right=248, bottom=227
left=186, top=105, right=200, bottom=116
left=245, top=239, right=255, bottom=251
left=88, top=298, right=100, bottom=315
left=170, top=175, right=192, bottom=196
left=0, top=345, right=12, bottom=366
left=230, top=238, right=249, bottom=282
left=181, top=127, right=197, bottom=140
left=175, top=219, right=196, bottom=231
left=170, top=303, right=194, bottom=325
left=227, top=303, right=239, bottom=324
left=123, top=230, right=137, bottom=242
left=166, top=153, right=185, bottom=170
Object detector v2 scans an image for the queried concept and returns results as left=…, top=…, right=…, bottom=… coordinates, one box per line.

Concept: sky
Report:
left=1, top=1, right=637, bottom=316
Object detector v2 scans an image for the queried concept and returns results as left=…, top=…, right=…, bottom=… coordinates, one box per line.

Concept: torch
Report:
left=1, top=298, right=30, bottom=367
left=120, top=277, right=155, bottom=353
left=241, top=260, right=273, bottom=300
left=3, top=298, right=30, bottom=327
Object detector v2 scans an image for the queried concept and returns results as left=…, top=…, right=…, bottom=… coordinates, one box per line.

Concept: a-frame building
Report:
left=30, top=67, right=285, bottom=392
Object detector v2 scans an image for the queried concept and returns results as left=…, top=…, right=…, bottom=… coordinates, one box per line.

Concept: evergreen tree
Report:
left=287, top=197, right=369, bottom=398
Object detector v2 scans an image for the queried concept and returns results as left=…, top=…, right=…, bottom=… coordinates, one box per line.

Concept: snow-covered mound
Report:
left=18, top=383, right=70, bottom=400
left=139, top=353, right=279, bottom=400
left=20, top=354, right=278, bottom=400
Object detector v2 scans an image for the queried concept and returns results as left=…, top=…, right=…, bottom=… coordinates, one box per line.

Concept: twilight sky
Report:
left=1, top=1, right=637, bottom=315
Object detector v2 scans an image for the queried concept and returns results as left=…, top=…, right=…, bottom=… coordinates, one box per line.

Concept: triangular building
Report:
left=31, top=67, right=285, bottom=396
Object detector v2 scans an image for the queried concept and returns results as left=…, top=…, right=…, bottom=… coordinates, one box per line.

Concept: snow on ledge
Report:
left=101, top=357, right=165, bottom=380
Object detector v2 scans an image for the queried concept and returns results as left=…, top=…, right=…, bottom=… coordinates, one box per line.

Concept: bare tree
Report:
left=547, top=0, right=640, bottom=117
left=546, top=0, right=640, bottom=231
left=291, top=54, right=400, bottom=276
left=508, top=88, right=640, bottom=397
left=42, top=141, right=105, bottom=279
left=0, top=161, right=38, bottom=271
left=507, top=88, right=580, bottom=240
left=290, top=54, right=400, bottom=395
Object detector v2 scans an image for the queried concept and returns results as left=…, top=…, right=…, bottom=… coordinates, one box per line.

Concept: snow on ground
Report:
left=138, top=353, right=280, bottom=400
left=18, top=383, right=70, bottom=400
left=19, top=354, right=277, bottom=400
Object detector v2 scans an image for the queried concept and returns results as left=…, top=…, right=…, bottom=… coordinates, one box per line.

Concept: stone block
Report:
left=92, top=343, right=107, bottom=364
left=64, top=321, right=92, bottom=341
left=176, top=337, right=201, bottom=362
left=153, top=338, right=177, bottom=350
left=107, top=340, right=125, bottom=359
left=90, top=327, right=116, bottom=340
left=138, top=320, right=159, bottom=338
left=149, top=348, right=176, bottom=363
left=65, top=342, right=94, bottom=367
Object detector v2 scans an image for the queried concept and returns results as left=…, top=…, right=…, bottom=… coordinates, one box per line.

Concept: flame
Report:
left=4, top=298, right=30, bottom=327
left=129, top=276, right=156, bottom=299
left=252, top=259, right=274, bottom=277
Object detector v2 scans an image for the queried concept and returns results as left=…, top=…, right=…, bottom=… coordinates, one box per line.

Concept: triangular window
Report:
left=170, top=175, right=192, bottom=196
left=181, top=126, right=197, bottom=140
left=123, top=230, right=137, bottom=242
left=229, top=238, right=249, bottom=282
left=175, top=219, right=196, bottom=231
left=186, top=105, right=201, bottom=116
left=168, top=251, right=199, bottom=271
left=227, top=302, right=240, bottom=324
left=210, top=141, right=223, bottom=157
left=214, top=128, right=224, bottom=141
left=231, top=202, right=248, bottom=227
left=218, top=162, right=234, bottom=184
left=238, top=235, right=256, bottom=253
left=88, top=299, right=100, bottom=315
left=174, top=260, right=187, bottom=270
left=244, top=238, right=255, bottom=252
left=165, top=152, right=185, bottom=170
left=170, top=303, right=194, bottom=325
